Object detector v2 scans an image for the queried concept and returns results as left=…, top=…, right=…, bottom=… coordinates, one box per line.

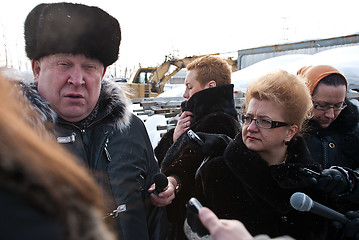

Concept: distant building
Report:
left=237, top=33, right=359, bottom=70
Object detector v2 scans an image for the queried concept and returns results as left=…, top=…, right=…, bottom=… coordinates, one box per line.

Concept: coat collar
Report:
left=221, top=133, right=321, bottom=213
left=224, top=134, right=319, bottom=178
left=180, top=84, right=238, bottom=124
left=21, top=80, right=132, bottom=131
left=90, top=80, right=132, bottom=131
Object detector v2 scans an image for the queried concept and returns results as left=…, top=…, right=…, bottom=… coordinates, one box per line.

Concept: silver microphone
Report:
left=290, top=192, right=349, bottom=224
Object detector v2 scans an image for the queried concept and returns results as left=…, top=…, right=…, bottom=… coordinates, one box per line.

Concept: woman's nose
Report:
left=247, top=119, right=259, bottom=132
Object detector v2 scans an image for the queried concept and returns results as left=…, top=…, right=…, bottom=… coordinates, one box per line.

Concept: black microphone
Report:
left=290, top=192, right=349, bottom=224
left=153, top=173, right=168, bottom=196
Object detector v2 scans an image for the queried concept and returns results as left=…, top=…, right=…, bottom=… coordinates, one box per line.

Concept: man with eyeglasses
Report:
left=297, top=65, right=359, bottom=212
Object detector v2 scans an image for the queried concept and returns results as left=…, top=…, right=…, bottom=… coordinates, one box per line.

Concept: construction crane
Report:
left=122, top=53, right=237, bottom=99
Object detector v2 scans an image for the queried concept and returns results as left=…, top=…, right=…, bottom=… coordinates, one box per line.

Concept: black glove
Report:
left=317, top=168, right=350, bottom=196
left=187, top=132, right=231, bottom=157
left=271, top=164, right=318, bottom=189
left=341, top=211, right=359, bottom=240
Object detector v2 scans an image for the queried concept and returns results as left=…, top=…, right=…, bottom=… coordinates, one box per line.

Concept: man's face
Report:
left=312, top=83, right=347, bottom=128
left=33, top=54, right=105, bottom=122
left=183, top=69, right=209, bottom=100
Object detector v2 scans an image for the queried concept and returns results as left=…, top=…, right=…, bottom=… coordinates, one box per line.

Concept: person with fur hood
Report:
left=0, top=72, right=116, bottom=240
left=297, top=65, right=359, bottom=207
left=20, top=3, right=167, bottom=240
left=152, top=55, right=240, bottom=239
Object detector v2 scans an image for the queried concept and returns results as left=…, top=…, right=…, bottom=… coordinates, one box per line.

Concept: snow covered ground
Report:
left=141, top=45, right=359, bottom=147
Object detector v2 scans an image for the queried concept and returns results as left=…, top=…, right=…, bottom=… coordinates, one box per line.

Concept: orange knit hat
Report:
left=297, top=65, right=347, bottom=95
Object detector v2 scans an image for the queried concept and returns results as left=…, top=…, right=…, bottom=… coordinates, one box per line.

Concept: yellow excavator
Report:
left=122, top=53, right=237, bottom=99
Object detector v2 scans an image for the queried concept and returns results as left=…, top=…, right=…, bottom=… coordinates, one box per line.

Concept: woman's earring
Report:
left=285, top=140, right=290, bottom=146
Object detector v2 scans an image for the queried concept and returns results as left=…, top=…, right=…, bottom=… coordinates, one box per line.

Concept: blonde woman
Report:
left=192, top=70, right=329, bottom=240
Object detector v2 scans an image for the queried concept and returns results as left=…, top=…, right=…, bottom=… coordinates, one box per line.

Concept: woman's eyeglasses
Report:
left=312, top=101, right=347, bottom=111
left=241, top=114, right=291, bottom=129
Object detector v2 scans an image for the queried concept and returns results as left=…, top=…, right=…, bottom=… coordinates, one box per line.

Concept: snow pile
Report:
left=143, top=114, right=167, bottom=148
left=158, top=84, right=186, bottom=98
left=232, top=54, right=311, bottom=93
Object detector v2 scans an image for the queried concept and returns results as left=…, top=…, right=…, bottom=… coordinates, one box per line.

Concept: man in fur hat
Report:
left=21, top=2, right=167, bottom=240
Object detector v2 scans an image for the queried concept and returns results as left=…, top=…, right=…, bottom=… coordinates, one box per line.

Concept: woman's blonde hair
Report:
left=0, top=72, right=115, bottom=239
left=245, top=70, right=312, bottom=133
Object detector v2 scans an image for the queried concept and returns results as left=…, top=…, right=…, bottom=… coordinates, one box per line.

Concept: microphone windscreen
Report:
left=153, top=173, right=168, bottom=189
left=290, top=192, right=313, bottom=212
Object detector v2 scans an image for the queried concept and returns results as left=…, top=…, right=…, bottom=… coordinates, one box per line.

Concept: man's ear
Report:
left=101, top=67, right=107, bottom=80
left=32, top=60, right=41, bottom=84
left=208, top=80, right=216, bottom=88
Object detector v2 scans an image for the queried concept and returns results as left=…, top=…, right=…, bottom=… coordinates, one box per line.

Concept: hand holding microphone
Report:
left=149, top=173, right=175, bottom=207
left=152, top=173, right=168, bottom=196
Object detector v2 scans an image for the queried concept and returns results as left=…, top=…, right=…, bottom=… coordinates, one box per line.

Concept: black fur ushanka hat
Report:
left=24, top=2, right=121, bottom=67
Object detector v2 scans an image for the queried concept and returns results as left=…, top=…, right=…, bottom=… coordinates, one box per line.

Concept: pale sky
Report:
left=1, top=0, right=358, bottom=78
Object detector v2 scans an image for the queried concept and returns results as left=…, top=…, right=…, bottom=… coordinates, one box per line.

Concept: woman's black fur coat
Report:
left=154, top=84, right=240, bottom=239
left=195, top=134, right=330, bottom=240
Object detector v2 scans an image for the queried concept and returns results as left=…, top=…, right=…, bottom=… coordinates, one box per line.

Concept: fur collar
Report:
left=224, top=134, right=320, bottom=177
left=222, top=134, right=321, bottom=213
left=19, top=81, right=57, bottom=124
left=306, top=98, right=359, bottom=135
left=93, top=80, right=132, bottom=131
left=20, top=80, right=132, bottom=131
left=181, top=84, right=238, bottom=124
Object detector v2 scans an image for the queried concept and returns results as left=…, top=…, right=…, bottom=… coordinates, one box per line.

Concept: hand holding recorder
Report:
left=186, top=130, right=232, bottom=157
left=186, top=198, right=210, bottom=237
left=272, top=164, right=354, bottom=197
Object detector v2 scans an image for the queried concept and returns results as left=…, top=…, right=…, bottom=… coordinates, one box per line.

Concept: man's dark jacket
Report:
left=155, top=84, right=240, bottom=240
left=21, top=80, right=168, bottom=240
